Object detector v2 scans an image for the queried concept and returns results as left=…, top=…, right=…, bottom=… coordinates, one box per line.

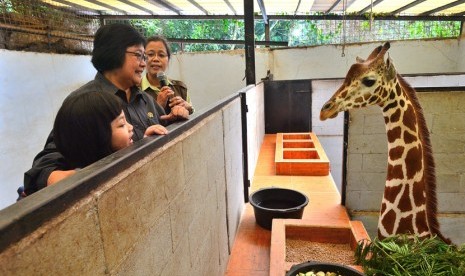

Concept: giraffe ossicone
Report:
left=320, top=42, right=450, bottom=244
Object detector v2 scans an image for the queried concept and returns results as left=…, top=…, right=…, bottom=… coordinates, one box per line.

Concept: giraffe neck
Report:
left=376, top=78, right=436, bottom=239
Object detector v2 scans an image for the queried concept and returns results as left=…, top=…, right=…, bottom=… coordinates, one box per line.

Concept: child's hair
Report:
left=54, top=91, right=123, bottom=168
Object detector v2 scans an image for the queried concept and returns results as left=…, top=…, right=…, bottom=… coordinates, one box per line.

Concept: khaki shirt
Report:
left=141, top=73, right=194, bottom=114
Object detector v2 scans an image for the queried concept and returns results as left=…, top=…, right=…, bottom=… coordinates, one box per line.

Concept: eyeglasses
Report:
left=126, top=51, right=147, bottom=62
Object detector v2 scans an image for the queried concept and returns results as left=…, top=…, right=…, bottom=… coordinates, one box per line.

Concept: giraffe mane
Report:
left=396, top=75, right=451, bottom=244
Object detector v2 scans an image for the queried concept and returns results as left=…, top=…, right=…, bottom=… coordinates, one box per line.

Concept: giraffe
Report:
left=320, top=42, right=450, bottom=243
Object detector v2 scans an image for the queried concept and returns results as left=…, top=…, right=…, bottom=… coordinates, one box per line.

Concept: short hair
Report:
left=146, top=35, right=171, bottom=60
left=91, top=23, right=146, bottom=72
left=54, top=91, right=123, bottom=168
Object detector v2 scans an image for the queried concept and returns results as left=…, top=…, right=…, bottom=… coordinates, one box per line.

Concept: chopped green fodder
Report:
left=355, top=235, right=465, bottom=276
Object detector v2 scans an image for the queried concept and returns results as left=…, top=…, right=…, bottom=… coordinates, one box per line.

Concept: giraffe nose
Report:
left=321, top=102, right=333, bottom=111
left=320, top=101, right=338, bottom=121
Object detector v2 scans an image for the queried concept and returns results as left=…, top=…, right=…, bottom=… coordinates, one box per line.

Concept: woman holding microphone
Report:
left=141, top=36, right=194, bottom=115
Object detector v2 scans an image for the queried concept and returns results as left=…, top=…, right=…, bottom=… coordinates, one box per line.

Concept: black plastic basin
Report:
left=286, top=261, right=365, bottom=276
left=249, top=187, right=308, bottom=230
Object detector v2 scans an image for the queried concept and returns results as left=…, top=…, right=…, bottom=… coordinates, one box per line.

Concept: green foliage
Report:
left=130, top=19, right=245, bottom=52
left=355, top=235, right=465, bottom=276
left=405, top=20, right=460, bottom=39
left=1, top=0, right=13, bottom=12
left=124, top=18, right=461, bottom=53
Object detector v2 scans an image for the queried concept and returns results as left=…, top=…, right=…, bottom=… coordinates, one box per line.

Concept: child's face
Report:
left=111, top=111, right=134, bottom=151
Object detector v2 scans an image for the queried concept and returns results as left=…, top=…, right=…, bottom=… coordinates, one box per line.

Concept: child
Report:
left=53, top=91, right=133, bottom=169
left=17, top=91, right=133, bottom=200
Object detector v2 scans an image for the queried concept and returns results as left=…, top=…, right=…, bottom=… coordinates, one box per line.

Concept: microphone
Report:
left=156, top=71, right=172, bottom=113
left=156, top=71, right=168, bottom=87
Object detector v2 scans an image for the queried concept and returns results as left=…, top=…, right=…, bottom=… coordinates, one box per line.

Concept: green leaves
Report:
left=355, top=235, right=465, bottom=276
left=124, top=18, right=461, bottom=53
left=129, top=18, right=246, bottom=52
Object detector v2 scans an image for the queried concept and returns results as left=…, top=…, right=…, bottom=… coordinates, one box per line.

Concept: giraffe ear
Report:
left=356, top=56, right=365, bottom=63
left=386, top=56, right=397, bottom=80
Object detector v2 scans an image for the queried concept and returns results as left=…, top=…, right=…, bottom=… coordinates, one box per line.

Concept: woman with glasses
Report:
left=141, top=36, right=194, bottom=115
left=22, top=24, right=187, bottom=196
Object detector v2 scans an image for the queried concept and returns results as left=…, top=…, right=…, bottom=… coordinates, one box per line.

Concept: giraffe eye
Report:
left=362, top=78, right=376, bottom=87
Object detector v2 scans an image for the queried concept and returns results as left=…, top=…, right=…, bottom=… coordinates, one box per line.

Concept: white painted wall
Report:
left=459, top=38, right=465, bottom=72
left=1, top=38, right=463, bottom=210
left=0, top=51, right=95, bottom=209
left=311, top=79, right=345, bottom=192
left=270, top=39, right=464, bottom=80
left=168, top=50, right=246, bottom=110
left=168, top=48, right=270, bottom=110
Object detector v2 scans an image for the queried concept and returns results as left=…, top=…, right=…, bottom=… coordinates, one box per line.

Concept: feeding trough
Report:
left=249, top=187, right=309, bottom=230
left=286, top=261, right=365, bottom=276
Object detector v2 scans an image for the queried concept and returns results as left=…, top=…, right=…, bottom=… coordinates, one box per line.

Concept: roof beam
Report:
left=40, top=1, right=101, bottom=20
left=146, top=0, right=182, bottom=15
left=390, top=0, right=427, bottom=15
left=85, top=0, right=128, bottom=14
left=358, top=0, right=385, bottom=15
left=47, top=0, right=100, bottom=14
left=326, top=0, right=343, bottom=14
left=222, top=0, right=237, bottom=15
left=420, top=0, right=465, bottom=16
left=256, top=0, right=268, bottom=24
left=116, top=0, right=156, bottom=15
left=98, top=14, right=465, bottom=22
left=186, top=0, right=209, bottom=15
left=294, top=0, right=302, bottom=15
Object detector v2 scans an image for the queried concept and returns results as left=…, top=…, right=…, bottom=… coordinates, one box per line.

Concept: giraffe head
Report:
left=320, top=42, right=397, bottom=121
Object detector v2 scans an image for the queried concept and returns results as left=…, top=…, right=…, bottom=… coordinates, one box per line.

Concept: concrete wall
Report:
left=270, top=39, right=464, bottom=80
left=0, top=49, right=266, bottom=210
left=0, top=97, right=245, bottom=275
left=0, top=51, right=95, bottom=209
left=245, top=83, right=265, bottom=185
left=346, top=90, right=465, bottom=245
left=1, top=38, right=464, bottom=210
left=311, top=79, right=345, bottom=191
left=168, top=48, right=270, bottom=110
left=460, top=29, right=465, bottom=72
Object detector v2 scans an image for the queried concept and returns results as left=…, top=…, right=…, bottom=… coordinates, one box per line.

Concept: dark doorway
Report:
left=264, top=80, right=312, bottom=133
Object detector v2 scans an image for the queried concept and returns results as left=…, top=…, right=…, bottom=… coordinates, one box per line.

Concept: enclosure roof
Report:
left=45, top=0, right=465, bottom=19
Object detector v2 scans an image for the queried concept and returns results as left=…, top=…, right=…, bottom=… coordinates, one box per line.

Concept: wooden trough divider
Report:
left=275, top=132, right=330, bottom=176
left=270, top=219, right=369, bottom=276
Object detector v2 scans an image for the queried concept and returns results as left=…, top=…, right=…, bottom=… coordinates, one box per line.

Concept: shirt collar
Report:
left=95, top=72, right=145, bottom=102
left=141, top=73, right=171, bottom=92
left=95, top=72, right=120, bottom=94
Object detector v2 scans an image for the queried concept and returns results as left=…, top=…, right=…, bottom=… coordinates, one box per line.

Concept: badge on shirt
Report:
left=147, top=112, right=154, bottom=118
